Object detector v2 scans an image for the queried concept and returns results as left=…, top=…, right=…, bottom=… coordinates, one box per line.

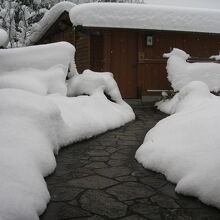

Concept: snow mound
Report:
left=0, top=29, right=9, bottom=48
left=28, top=1, right=75, bottom=45
left=0, top=42, right=77, bottom=78
left=165, top=48, right=220, bottom=92
left=0, top=43, right=135, bottom=219
left=67, top=69, right=123, bottom=103
left=136, top=81, right=220, bottom=208
left=0, top=89, right=64, bottom=220
left=69, top=3, right=220, bottom=34
left=0, top=65, right=67, bottom=95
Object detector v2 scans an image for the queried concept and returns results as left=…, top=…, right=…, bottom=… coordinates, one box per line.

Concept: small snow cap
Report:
left=0, top=29, right=9, bottom=48
left=163, top=48, right=190, bottom=59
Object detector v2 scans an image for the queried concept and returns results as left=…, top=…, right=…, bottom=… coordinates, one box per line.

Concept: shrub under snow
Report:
left=164, top=48, right=220, bottom=92
left=0, top=42, right=135, bottom=220
left=136, top=81, right=220, bottom=208
left=0, top=41, right=78, bottom=78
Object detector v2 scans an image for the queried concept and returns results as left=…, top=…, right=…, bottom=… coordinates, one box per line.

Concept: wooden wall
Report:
left=38, top=12, right=75, bottom=45
left=75, top=32, right=90, bottom=73
left=87, top=29, right=220, bottom=98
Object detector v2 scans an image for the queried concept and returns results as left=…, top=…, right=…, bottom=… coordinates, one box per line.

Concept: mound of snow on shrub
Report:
left=67, top=69, right=123, bottom=103
left=0, top=41, right=77, bottom=77
left=165, top=48, right=220, bottom=92
left=136, top=81, right=220, bottom=208
left=0, top=45, right=134, bottom=219
left=0, top=65, right=67, bottom=95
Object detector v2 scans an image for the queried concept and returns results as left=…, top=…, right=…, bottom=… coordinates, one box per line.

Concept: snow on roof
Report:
left=0, top=29, right=9, bottom=48
left=143, top=0, right=220, bottom=9
left=28, top=1, right=75, bottom=45
left=69, top=3, right=220, bottom=34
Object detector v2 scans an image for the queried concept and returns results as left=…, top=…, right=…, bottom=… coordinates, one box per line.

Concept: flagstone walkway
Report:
left=41, top=101, right=220, bottom=220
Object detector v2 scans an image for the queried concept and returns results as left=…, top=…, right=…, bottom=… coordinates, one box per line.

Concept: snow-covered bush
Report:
left=164, top=48, right=220, bottom=92
left=67, top=69, right=123, bottom=103
left=0, top=41, right=77, bottom=78
left=0, top=0, right=53, bottom=47
left=0, top=65, right=67, bottom=95
left=136, top=81, right=220, bottom=209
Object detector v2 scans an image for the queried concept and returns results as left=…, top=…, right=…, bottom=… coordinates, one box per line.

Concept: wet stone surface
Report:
left=40, top=101, right=220, bottom=220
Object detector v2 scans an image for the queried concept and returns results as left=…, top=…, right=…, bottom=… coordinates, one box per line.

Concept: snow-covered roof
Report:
left=0, top=29, right=9, bottom=48
left=69, top=3, right=220, bottom=34
left=143, top=0, right=220, bottom=9
left=28, top=2, right=75, bottom=45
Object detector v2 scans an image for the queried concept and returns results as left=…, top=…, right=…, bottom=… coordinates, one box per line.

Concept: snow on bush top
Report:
left=165, top=48, right=220, bottom=92
left=0, top=42, right=77, bottom=77
left=28, top=1, right=75, bottom=45
left=0, top=29, right=9, bottom=48
left=69, top=3, right=220, bottom=34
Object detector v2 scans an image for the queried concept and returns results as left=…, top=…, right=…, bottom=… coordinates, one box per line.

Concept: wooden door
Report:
left=109, top=31, right=138, bottom=98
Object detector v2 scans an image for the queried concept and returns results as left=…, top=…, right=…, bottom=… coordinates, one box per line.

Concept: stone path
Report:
left=41, top=101, right=220, bottom=220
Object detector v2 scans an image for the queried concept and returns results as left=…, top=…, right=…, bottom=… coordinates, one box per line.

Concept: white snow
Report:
left=0, top=28, right=9, bottom=48
left=0, top=41, right=77, bottom=78
left=136, top=81, right=220, bottom=208
left=144, top=0, right=220, bottom=9
left=164, top=48, right=220, bottom=92
left=0, top=65, right=67, bottom=96
left=28, top=1, right=75, bottom=45
left=67, top=69, right=123, bottom=103
left=0, top=43, right=135, bottom=220
left=210, top=54, right=220, bottom=60
left=69, top=3, right=220, bottom=34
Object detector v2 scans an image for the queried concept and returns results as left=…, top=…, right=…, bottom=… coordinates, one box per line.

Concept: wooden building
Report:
left=32, top=3, right=220, bottom=99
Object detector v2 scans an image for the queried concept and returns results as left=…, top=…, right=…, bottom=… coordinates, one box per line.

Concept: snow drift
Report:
left=0, top=42, right=135, bottom=220
left=165, top=48, right=220, bottom=92
left=136, top=81, right=220, bottom=208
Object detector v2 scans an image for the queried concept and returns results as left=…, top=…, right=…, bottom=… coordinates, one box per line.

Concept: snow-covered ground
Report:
left=136, top=81, right=220, bottom=208
left=164, top=48, right=220, bottom=92
left=0, top=42, right=135, bottom=220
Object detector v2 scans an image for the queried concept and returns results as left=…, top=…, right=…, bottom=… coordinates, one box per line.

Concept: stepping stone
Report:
left=85, top=162, right=108, bottom=169
left=80, top=190, right=127, bottom=219
left=67, top=175, right=117, bottom=189
left=106, top=182, right=154, bottom=201
left=130, top=204, right=160, bottom=220
left=95, top=166, right=131, bottom=178
left=151, top=194, right=179, bottom=208
left=49, top=186, right=83, bottom=201
left=41, top=202, right=91, bottom=219
left=87, top=150, right=109, bottom=156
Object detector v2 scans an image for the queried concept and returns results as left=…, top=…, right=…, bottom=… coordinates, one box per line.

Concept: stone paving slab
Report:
left=40, top=101, right=220, bottom=220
